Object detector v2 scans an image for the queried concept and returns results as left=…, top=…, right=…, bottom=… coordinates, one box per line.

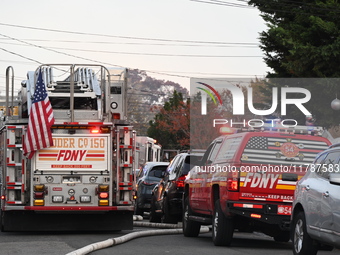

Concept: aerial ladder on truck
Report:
left=0, top=64, right=136, bottom=231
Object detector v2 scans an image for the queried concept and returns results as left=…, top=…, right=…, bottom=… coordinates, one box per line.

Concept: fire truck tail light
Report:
left=98, top=185, right=109, bottom=192
left=80, top=195, right=91, bottom=203
left=1, top=195, right=5, bottom=200
left=112, top=113, right=120, bottom=120
left=52, top=195, right=64, bottom=203
left=100, top=127, right=110, bottom=133
left=34, top=192, right=45, bottom=199
left=227, top=179, right=239, bottom=191
left=34, top=184, right=45, bottom=192
left=34, top=200, right=44, bottom=206
left=99, top=200, right=109, bottom=206
left=91, top=129, right=100, bottom=134
left=99, top=192, right=109, bottom=199
left=250, top=213, right=262, bottom=219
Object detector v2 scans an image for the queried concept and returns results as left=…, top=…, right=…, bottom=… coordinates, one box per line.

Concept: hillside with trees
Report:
left=127, top=69, right=189, bottom=136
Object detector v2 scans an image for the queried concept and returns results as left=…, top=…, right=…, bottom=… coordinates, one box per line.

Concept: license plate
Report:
left=277, top=205, right=292, bottom=215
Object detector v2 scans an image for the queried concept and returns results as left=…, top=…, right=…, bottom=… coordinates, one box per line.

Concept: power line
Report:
left=0, top=33, right=266, bottom=81
left=190, top=0, right=253, bottom=9
left=148, top=69, right=265, bottom=77
left=0, top=38, right=259, bottom=48
left=191, top=0, right=340, bottom=16
left=0, top=46, right=42, bottom=65
left=0, top=22, right=259, bottom=46
left=0, top=40, right=263, bottom=58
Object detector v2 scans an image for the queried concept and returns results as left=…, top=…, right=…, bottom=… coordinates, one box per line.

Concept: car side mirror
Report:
left=329, top=173, right=340, bottom=186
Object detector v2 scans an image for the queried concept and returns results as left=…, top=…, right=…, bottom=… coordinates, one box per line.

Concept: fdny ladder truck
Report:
left=0, top=64, right=135, bottom=231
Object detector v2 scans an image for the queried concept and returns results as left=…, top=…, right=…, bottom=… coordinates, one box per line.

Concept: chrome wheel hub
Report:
left=294, top=219, right=304, bottom=253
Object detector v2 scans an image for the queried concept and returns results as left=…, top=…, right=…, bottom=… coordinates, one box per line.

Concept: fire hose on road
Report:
left=65, top=216, right=210, bottom=255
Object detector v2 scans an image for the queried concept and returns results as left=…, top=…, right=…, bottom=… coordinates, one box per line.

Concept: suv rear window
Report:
left=214, top=137, right=242, bottom=162
left=182, top=155, right=203, bottom=175
left=241, top=136, right=329, bottom=166
left=148, top=166, right=168, bottom=177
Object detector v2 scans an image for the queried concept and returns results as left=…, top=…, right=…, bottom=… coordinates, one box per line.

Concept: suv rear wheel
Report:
left=292, top=211, right=318, bottom=255
left=149, top=196, right=161, bottom=223
left=212, top=199, right=234, bottom=246
left=182, top=197, right=201, bottom=237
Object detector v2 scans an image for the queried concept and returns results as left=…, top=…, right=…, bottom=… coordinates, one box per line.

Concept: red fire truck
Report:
left=0, top=64, right=135, bottom=231
left=182, top=125, right=331, bottom=245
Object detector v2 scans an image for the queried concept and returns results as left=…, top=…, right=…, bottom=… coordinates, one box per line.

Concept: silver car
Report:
left=292, top=144, right=340, bottom=255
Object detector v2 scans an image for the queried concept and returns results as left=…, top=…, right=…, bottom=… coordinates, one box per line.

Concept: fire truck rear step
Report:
left=1, top=210, right=133, bottom=232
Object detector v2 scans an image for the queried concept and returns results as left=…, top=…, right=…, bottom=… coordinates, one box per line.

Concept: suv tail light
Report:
left=227, top=179, right=238, bottom=191
left=227, top=171, right=239, bottom=191
left=142, top=181, right=157, bottom=186
left=176, top=175, right=186, bottom=188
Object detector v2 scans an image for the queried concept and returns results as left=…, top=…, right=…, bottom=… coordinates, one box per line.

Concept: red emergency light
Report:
left=90, top=128, right=100, bottom=134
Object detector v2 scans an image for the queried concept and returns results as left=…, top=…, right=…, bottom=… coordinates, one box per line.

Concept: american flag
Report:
left=245, top=137, right=268, bottom=150
left=23, top=69, right=55, bottom=159
left=242, top=136, right=329, bottom=165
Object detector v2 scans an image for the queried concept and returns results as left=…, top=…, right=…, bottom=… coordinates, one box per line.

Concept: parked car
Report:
left=292, top=143, right=340, bottom=255
left=134, top=162, right=169, bottom=216
left=149, top=151, right=204, bottom=223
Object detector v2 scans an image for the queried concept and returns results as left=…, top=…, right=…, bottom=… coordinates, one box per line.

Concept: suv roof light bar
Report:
left=231, top=123, right=324, bottom=136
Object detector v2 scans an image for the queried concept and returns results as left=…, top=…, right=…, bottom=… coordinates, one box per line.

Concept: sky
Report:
left=0, top=0, right=269, bottom=94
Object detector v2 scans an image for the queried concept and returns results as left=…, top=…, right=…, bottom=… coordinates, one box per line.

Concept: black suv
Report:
left=149, top=151, right=204, bottom=223
left=134, top=162, right=169, bottom=216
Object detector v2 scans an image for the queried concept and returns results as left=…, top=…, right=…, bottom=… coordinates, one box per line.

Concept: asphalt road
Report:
left=0, top=223, right=339, bottom=255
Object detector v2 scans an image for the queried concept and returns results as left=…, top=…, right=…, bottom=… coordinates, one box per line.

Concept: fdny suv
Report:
left=182, top=125, right=331, bottom=246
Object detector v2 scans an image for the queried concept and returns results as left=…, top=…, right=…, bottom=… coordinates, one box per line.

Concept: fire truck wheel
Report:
left=149, top=197, right=161, bottom=223
left=183, top=197, right=201, bottom=237
left=292, top=211, right=318, bottom=255
left=162, top=196, right=178, bottom=224
left=212, top=199, right=234, bottom=246
left=273, top=231, right=290, bottom=242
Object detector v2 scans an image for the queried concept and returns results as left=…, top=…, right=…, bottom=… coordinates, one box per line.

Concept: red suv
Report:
left=182, top=129, right=331, bottom=246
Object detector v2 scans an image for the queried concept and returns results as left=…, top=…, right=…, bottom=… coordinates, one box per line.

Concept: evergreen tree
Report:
left=248, top=0, right=340, bottom=127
